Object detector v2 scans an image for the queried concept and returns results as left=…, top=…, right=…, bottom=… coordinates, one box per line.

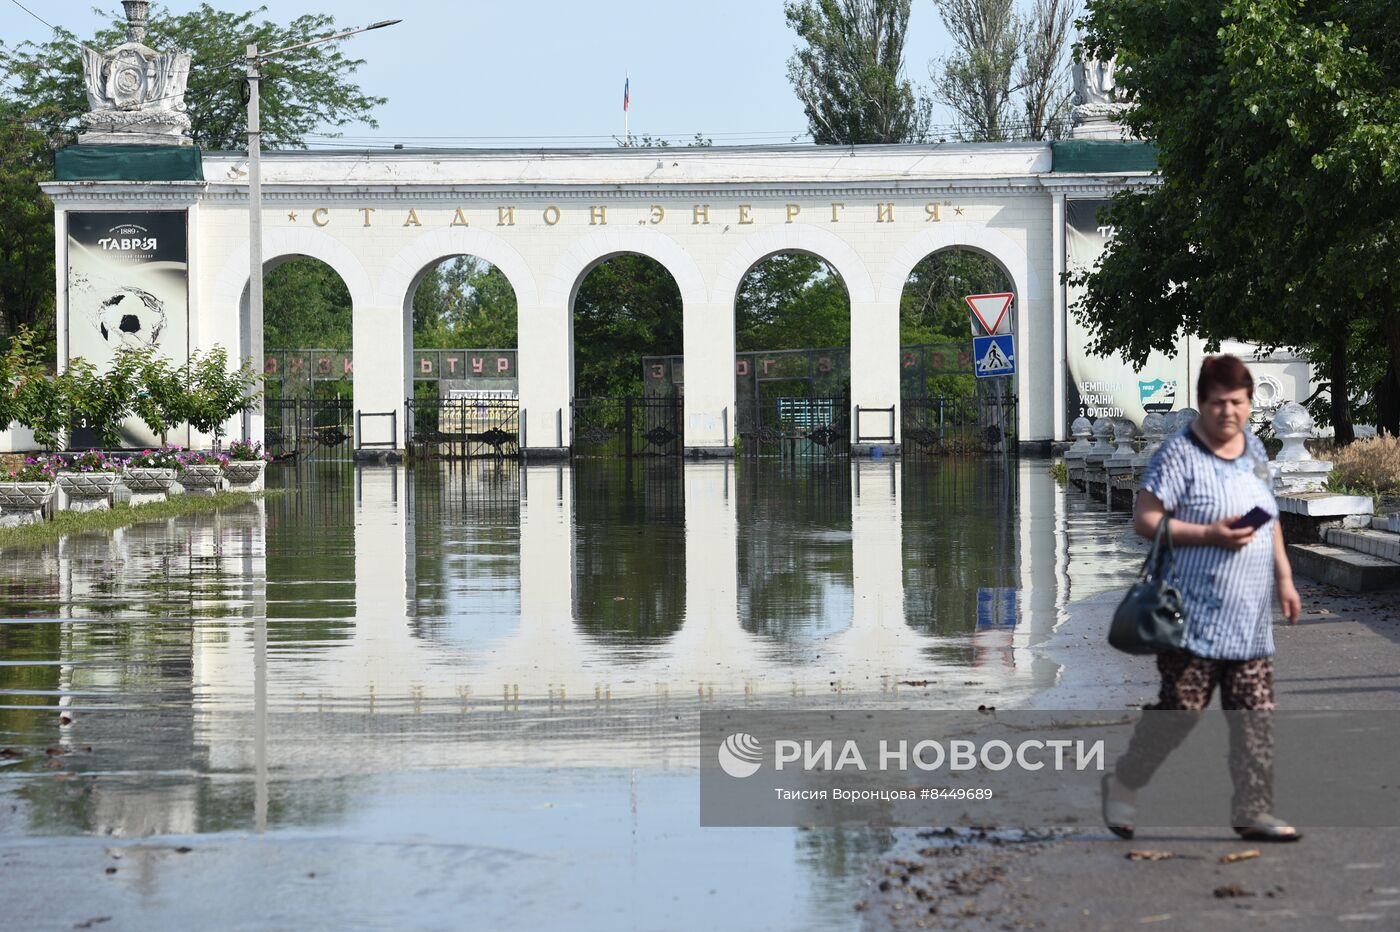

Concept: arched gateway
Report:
left=42, top=142, right=1156, bottom=456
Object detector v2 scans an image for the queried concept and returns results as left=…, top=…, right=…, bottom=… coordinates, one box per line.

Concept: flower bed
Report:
left=55, top=451, right=122, bottom=512
left=223, top=440, right=272, bottom=491
left=0, top=456, right=57, bottom=525
left=176, top=450, right=229, bottom=495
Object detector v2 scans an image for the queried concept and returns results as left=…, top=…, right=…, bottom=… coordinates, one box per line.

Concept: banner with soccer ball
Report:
left=66, top=210, right=189, bottom=445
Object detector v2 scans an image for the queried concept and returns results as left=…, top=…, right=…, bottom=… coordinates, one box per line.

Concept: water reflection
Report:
left=0, top=457, right=1150, bottom=930
left=573, top=461, right=685, bottom=652
left=738, top=460, right=853, bottom=650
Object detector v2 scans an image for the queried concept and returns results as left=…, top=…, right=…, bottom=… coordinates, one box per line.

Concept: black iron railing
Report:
left=406, top=396, right=521, bottom=459
left=902, top=393, right=1018, bottom=455
left=571, top=396, right=684, bottom=457
left=736, top=395, right=849, bottom=457
left=264, top=397, right=355, bottom=460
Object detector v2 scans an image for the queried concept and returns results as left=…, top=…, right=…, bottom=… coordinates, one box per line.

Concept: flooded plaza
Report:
left=0, top=459, right=1147, bottom=930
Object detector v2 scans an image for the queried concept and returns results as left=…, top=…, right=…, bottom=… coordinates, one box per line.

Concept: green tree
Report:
left=412, top=257, right=518, bottom=349
left=931, top=0, right=1076, bottom=142
left=1, top=4, right=386, bottom=149
left=735, top=253, right=849, bottom=351
left=573, top=256, right=682, bottom=398
left=784, top=0, right=932, bottom=144
left=0, top=99, right=58, bottom=351
left=1069, top=0, right=1400, bottom=440
left=263, top=258, right=352, bottom=350
left=0, top=4, right=388, bottom=343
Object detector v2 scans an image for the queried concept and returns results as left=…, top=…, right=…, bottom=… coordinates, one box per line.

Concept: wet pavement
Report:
left=0, top=458, right=1150, bottom=931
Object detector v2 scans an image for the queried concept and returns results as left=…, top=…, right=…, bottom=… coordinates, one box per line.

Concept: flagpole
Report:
left=623, top=69, right=629, bottom=144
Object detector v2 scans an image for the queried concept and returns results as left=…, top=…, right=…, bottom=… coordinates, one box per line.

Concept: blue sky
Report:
left=3, top=0, right=969, bottom=146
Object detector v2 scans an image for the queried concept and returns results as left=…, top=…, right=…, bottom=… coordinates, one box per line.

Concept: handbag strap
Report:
left=1141, top=513, right=1177, bottom=583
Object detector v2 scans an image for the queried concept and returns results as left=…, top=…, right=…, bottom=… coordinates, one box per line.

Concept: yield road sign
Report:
left=973, top=334, right=1015, bottom=378
left=965, top=292, right=1014, bottom=335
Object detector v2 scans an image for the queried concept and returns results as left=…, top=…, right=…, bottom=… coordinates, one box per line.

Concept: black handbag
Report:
left=1109, top=514, right=1187, bottom=654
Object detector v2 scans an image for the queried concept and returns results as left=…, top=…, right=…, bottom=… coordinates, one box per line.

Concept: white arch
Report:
left=545, top=227, right=708, bottom=310
left=210, top=226, right=375, bottom=318
left=710, top=226, right=876, bottom=306
left=876, top=223, right=1042, bottom=307
left=375, top=227, right=540, bottom=308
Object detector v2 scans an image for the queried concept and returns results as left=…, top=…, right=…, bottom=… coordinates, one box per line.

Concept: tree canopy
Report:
left=1070, top=0, right=1400, bottom=438
left=0, top=3, right=385, bottom=149
left=412, top=257, right=519, bottom=350
left=0, top=4, right=388, bottom=349
left=573, top=256, right=684, bottom=399
left=930, top=0, right=1076, bottom=142
left=735, top=253, right=849, bottom=352
left=784, top=0, right=932, bottom=144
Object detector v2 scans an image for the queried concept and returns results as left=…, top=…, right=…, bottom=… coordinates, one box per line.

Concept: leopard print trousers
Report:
left=1114, top=650, right=1275, bottom=824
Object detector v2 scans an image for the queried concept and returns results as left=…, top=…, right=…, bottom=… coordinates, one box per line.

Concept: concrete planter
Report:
left=178, top=463, right=224, bottom=496
left=223, top=460, right=266, bottom=491
left=0, top=481, right=56, bottom=527
left=121, top=467, right=177, bottom=506
left=56, top=471, right=118, bottom=512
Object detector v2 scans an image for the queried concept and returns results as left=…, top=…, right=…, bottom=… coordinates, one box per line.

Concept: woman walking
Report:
left=1102, top=355, right=1303, bottom=841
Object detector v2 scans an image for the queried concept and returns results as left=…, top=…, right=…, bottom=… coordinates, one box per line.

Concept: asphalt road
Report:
left=863, top=579, right=1400, bottom=931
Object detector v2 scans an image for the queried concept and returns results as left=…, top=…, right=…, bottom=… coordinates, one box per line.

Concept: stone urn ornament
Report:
left=55, top=450, right=121, bottom=512
left=222, top=440, right=272, bottom=492
left=122, top=446, right=182, bottom=505
left=176, top=451, right=227, bottom=496
left=0, top=457, right=58, bottom=527
left=1066, top=416, right=1094, bottom=460
left=1272, top=402, right=1314, bottom=462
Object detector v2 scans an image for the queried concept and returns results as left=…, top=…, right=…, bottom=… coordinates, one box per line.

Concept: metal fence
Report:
left=901, top=391, right=1018, bottom=455
left=264, top=397, right=355, bottom=461
left=736, top=394, right=850, bottom=457
left=406, top=396, right=521, bottom=460
left=572, top=396, right=684, bottom=457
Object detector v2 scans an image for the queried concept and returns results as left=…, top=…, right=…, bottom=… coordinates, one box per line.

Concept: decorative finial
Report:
left=123, top=1, right=150, bottom=44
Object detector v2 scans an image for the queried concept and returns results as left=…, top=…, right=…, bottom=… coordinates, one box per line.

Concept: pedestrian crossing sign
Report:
left=973, top=334, right=1015, bottom=378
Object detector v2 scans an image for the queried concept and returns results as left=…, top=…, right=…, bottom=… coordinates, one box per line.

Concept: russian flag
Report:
left=623, top=76, right=630, bottom=112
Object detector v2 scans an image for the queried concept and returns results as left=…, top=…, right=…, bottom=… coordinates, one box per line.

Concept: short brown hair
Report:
left=1196, top=354, right=1254, bottom=403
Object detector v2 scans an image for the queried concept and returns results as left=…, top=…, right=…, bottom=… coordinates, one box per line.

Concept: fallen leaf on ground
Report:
left=1126, top=850, right=1175, bottom=861
left=1212, top=884, right=1255, bottom=898
left=1220, top=849, right=1260, bottom=864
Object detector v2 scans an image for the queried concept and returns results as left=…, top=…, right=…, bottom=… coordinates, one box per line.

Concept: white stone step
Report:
left=1323, top=527, right=1400, bottom=564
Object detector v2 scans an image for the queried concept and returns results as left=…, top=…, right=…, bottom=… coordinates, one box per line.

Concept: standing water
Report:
left=0, top=458, right=1144, bottom=929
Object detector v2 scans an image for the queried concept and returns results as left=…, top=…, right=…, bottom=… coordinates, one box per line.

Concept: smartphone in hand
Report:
left=1230, top=506, right=1273, bottom=531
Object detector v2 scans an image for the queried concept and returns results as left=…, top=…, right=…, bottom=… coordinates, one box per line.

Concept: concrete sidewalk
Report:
left=864, top=579, right=1400, bottom=931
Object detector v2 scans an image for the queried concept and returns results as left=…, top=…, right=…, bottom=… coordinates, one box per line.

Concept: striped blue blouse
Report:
left=1139, top=427, right=1279, bottom=660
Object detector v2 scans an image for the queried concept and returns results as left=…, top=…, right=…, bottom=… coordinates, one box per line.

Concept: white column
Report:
left=832, top=459, right=915, bottom=669
left=351, top=305, right=408, bottom=449
left=53, top=206, right=68, bottom=371
left=1051, top=192, right=1068, bottom=441
left=667, top=461, right=750, bottom=675
left=682, top=302, right=735, bottom=451
left=517, top=303, right=572, bottom=450
left=492, top=464, right=585, bottom=683
left=849, top=299, right=902, bottom=448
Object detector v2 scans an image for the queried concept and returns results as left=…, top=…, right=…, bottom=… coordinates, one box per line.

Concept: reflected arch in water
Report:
left=571, top=461, right=686, bottom=655
left=405, top=460, right=522, bottom=658
left=736, top=460, right=854, bottom=656
left=900, top=458, right=1020, bottom=664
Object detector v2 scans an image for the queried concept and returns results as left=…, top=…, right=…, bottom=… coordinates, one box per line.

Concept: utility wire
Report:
left=5, top=0, right=57, bottom=32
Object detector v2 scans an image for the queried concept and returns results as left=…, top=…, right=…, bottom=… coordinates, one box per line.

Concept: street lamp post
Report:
left=243, top=19, right=401, bottom=443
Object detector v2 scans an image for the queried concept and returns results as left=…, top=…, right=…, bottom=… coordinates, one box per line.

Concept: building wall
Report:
left=43, top=143, right=1154, bottom=450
